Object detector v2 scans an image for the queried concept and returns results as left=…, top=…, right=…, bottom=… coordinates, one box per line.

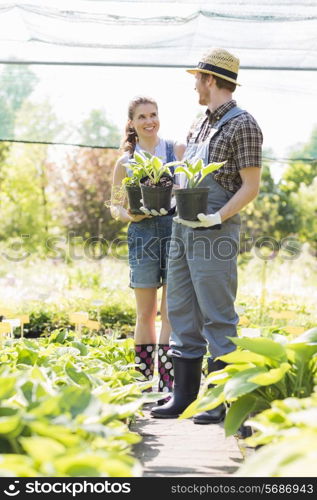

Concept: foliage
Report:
left=175, top=158, right=225, bottom=189
left=0, top=65, right=38, bottom=139
left=132, top=151, right=176, bottom=185
left=238, top=430, right=317, bottom=477
left=281, top=126, right=317, bottom=194
left=237, top=392, right=317, bottom=477
left=291, top=179, right=317, bottom=253
left=78, top=108, right=120, bottom=148
left=50, top=147, right=124, bottom=240
left=0, top=145, right=55, bottom=248
left=0, top=330, right=149, bottom=476
left=245, top=391, right=317, bottom=447
left=19, top=300, right=136, bottom=337
left=0, top=99, right=67, bottom=248
left=180, top=328, right=317, bottom=436
left=121, top=159, right=148, bottom=188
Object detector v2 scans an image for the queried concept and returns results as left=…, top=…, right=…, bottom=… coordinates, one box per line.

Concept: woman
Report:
left=110, top=96, right=185, bottom=400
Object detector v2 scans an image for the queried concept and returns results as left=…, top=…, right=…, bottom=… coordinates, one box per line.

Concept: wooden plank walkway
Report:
left=131, top=407, right=244, bottom=477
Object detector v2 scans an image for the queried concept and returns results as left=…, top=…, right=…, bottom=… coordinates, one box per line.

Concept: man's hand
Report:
left=174, top=212, right=222, bottom=228
left=128, top=210, right=152, bottom=222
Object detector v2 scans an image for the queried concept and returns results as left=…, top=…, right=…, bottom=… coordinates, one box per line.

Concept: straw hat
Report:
left=187, top=48, right=241, bottom=85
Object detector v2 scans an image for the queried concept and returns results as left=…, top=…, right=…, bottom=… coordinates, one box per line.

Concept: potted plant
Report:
left=121, top=161, right=147, bottom=215
left=131, top=152, right=179, bottom=212
left=173, top=159, right=226, bottom=220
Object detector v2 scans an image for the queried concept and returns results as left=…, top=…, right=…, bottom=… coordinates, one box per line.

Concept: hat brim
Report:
left=186, top=68, right=241, bottom=86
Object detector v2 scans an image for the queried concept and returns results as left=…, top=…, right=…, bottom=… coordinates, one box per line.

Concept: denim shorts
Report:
left=127, top=215, right=173, bottom=288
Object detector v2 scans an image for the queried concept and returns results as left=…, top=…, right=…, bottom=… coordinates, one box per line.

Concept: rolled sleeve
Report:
left=230, top=118, right=263, bottom=170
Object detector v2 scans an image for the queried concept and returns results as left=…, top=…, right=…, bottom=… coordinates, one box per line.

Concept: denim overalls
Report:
left=127, top=140, right=176, bottom=288
left=168, top=107, right=245, bottom=359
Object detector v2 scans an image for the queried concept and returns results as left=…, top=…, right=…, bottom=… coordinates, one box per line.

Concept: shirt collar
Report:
left=206, top=100, right=237, bottom=124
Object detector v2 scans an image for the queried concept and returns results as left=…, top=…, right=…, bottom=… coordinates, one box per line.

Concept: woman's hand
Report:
left=127, top=210, right=152, bottom=222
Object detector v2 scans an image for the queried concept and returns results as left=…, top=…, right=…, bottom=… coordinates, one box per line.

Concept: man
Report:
left=151, top=48, right=263, bottom=423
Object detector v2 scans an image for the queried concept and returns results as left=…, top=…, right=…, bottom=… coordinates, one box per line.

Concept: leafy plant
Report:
left=0, top=330, right=153, bottom=477
left=175, top=158, right=226, bottom=188
left=129, top=151, right=178, bottom=185
left=122, top=161, right=147, bottom=188
left=237, top=429, right=317, bottom=477
left=180, top=327, right=317, bottom=437
left=244, top=391, right=317, bottom=447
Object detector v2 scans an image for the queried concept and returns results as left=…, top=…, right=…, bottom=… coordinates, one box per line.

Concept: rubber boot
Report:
left=156, top=344, right=174, bottom=406
left=151, top=356, right=202, bottom=418
left=193, top=357, right=227, bottom=424
left=134, top=344, right=155, bottom=391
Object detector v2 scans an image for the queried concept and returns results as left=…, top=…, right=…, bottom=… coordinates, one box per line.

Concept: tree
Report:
left=280, top=126, right=317, bottom=193
left=78, top=109, right=121, bottom=148
left=51, top=147, right=124, bottom=241
left=240, top=151, right=283, bottom=248
left=0, top=100, right=66, bottom=247
left=0, top=65, right=38, bottom=139
left=291, top=178, right=317, bottom=254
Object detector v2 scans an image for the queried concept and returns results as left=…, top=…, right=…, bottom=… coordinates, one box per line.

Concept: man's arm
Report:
left=219, top=167, right=261, bottom=222
left=174, top=166, right=261, bottom=228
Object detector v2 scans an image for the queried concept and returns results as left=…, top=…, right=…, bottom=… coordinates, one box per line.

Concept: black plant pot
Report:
left=140, top=176, right=173, bottom=212
left=125, top=185, right=143, bottom=214
left=174, top=187, right=209, bottom=221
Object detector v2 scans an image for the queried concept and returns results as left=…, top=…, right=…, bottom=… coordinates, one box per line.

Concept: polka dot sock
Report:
left=157, top=344, right=174, bottom=400
left=134, top=344, right=156, bottom=391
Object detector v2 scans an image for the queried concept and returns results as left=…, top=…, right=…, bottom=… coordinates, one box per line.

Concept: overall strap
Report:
left=213, top=106, right=246, bottom=131
left=165, top=140, right=176, bottom=164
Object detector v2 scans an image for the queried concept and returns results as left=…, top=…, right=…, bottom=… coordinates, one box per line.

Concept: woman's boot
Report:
left=157, top=344, right=174, bottom=405
left=193, top=357, right=227, bottom=424
left=134, top=344, right=156, bottom=390
left=151, top=356, right=202, bottom=418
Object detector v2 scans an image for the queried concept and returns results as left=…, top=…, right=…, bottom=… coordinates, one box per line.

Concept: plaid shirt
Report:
left=188, top=100, right=263, bottom=193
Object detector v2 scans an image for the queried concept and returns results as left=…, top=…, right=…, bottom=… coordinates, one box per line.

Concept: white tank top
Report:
left=135, top=138, right=168, bottom=162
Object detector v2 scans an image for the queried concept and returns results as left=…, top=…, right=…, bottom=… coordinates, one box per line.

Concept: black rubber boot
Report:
left=151, top=356, right=203, bottom=419
left=193, top=357, right=227, bottom=425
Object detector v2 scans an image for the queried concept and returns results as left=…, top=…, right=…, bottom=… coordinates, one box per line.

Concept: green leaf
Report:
left=0, top=455, right=40, bottom=477
left=219, top=350, right=267, bottom=366
left=165, top=161, right=183, bottom=168
left=71, top=341, right=88, bottom=356
left=0, top=408, right=21, bottom=436
left=224, top=367, right=266, bottom=400
left=29, top=421, right=81, bottom=447
left=143, top=151, right=152, bottom=160
left=54, top=453, right=138, bottom=477
left=175, top=166, right=192, bottom=178
left=193, top=158, right=203, bottom=172
left=20, top=436, right=66, bottom=462
left=133, top=152, right=145, bottom=165
left=180, top=385, right=224, bottom=419
left=249, top=363, right=291, bottom=386
left=65, top=362, right=92, bottom=387
left=224, top=394, right=257, bottom=436
left=292, top=327, right=317, bottom=344
left=49, top=329, right=67, bottom=344
left=286, top=343, right=317, bottom=363
left=152, top=156, right=163, bottom=169
left=0, top=377, right=16, bottom=400
left=17, top=347, right=39, bottom=365
left=59, top=387, right=92, bottom=417
left=229, top=336, right=288, bottom=363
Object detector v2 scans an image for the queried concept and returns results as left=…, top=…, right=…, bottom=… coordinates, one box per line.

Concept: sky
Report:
left=33, top=64, right=317, bottom=181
